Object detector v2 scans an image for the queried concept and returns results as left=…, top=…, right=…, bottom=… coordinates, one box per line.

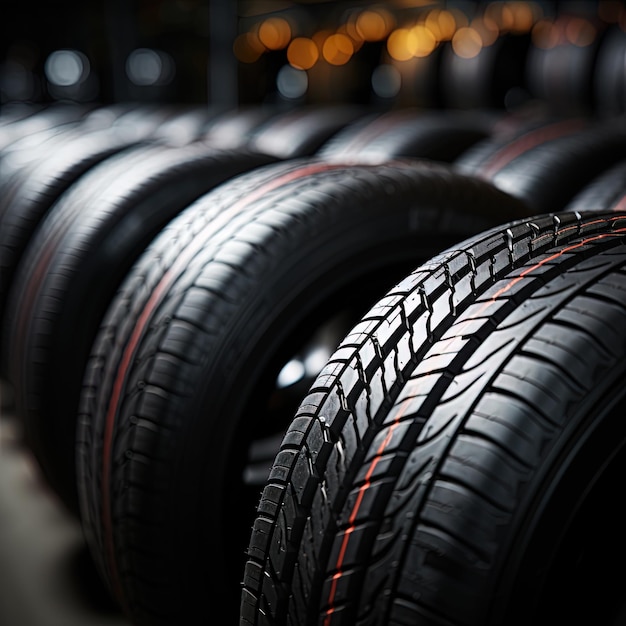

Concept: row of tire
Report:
left=422, top=14, right=626, bottom=120
left=0, top=92, right=625, bottom=626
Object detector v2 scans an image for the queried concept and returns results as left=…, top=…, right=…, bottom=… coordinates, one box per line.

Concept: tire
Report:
left=455, top=114, right=626, bottom=214
left=0, top=104, right=227, bottom=333
left=0, top=119, right=87, bottom=190
left=453, top=112, right=584, bottom=174
left=2, top=142, right=276, bottom=515
left=564, top=159, right=626, bottom=213
left=201, top=105, right=280, bottom=150
left=317, top=108, right=497, bottom=163
left=0, top=104, right=151, bottom=215
left=241, top=208, right=626, bottom=626
left=593, top=24, right=626, bottom=118
left=525, top=13, right=603, bottom=117
left=0, top=128, right=149, bottom=330
left=0, top=102, right=93, bottom=152
left=0, top=103, right=44, bottom=134
left=439, top=33, right=531, bottom=111
left=136, top=103, right=228, bottom=146
left=75, top=158, right=528, bottom=625
left=247, top=104, right=366, bottom=158
left=0, top=103, right=209, bottom=190
left=96, top=103, right=224, bottom=146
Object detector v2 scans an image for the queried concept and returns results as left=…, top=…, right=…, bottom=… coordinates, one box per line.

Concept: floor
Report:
left=0, top=380, right=132, bottom=626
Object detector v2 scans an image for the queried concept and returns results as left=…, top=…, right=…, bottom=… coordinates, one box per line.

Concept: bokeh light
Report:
left=258, top=17, right=291, bottom=50
left=276, top=65, right=308, bottom=99
left=322, top=33, right=354, bottom=65
left=509, top=1, right=536, bottom=33
left=45, top=49, right=89, bottom=87
left=287, top=37, right=319, bottom=70
left=425, top=9, right=457, bottom=41
left=355, top=8, right=394, bottom=41
left=371, top=64, right=401, bottom=98
left=126, top=48, right=175, bottom=86
left=233, top=32, right=265, bottom=63
left=531, top=19, right=558, bottom=49
left=471, top=16, right=500, bottom=46
left=532, top=16, right=597, bottom=49
left=387, top=28, right=417, bottom=61
left=452, top=27, right=483, bottom=59
left=411, top=24, right=437, bottom=57
left=565, top=17, right=597, bottom=47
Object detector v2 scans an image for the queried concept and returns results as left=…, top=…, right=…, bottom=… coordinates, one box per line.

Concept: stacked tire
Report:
left=241, top=204, right=626, bottom=626
left=240, top=12, right=626, bottom=626
left=0, top=99, right=510, bottom=625
left=0, top=4, right=625, bottom=626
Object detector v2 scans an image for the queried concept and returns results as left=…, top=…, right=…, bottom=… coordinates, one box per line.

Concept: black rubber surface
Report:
left=317, top=107, right=498, bottom=163
left=75, top=157, right=528, bottom=626
left=440, top=33, right=531, bottom=111
left=0, top=104, right=229, bottom=341
left=241, top=209, right=626, bottom=626
left=593, top=24, right=626, bottom=118
left=247, top=104, right=365, bottom=158
left=525, top=13, right=604, bottom=117
left=2, top=141, right=276, bottom=516
left=455, top=114, right=626, bottom=214
left=564, top=159, right=626, bottom=213
left=0, top=103, right=93, bottom=152
left=0, top=128, right=149, bottom=333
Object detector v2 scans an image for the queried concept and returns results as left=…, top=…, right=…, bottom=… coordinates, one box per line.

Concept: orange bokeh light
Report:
left=287, top=37, right=319, bottom=70
left=452, top=27, right=483, bottom=59
left=258, top=17, right=291, bottom=50
left=425, top=9, right=456, bottom=41
left=411, top=24, right=437, bottom=57
left=470, top=16, right=499, bottom=46
left=387, top=28, right=417, bottom=61
left=565, top=17, right=597, bottom=46
left=355, top=9, right=393, bottom=41
left=322, top=33, right=354, bottom=65
left=233, top=32, right=265, bottom=63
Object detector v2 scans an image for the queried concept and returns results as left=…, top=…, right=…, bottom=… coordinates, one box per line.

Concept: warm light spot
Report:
left=509, top=1, right=536, bottom=32
left=452, top=27, right=483, bottom=59
left=531, top=19, right=558, bottom=49
left=471, top=16, right=499, bottom=46
left=337, top=24, right=364, bottom=52
left=258, top=17, right=291, bottom=50
left=565, top=17, right=597, bottom=47
left=485, top=2, right=516, bottom=32
left=410, top=24, right=437, bottom=57
left=343, top=18, right=363, bottom=43
left=449, top=8, right=469, bottom=29
left=312, top=29, right=333, bottom=52
left=387, top=28, right=417, bottom=61
left=233, top=32, right=265, bottom=63
left=425, top=9, right=457, bottom=41
left=501, top=4, right=516, bottom=31
left=287, top=37, right=319, bottom=70
left=322, top=33, right=354, bottom=65
left=356, top=10, right=386, bottom=40
left=356, top=9, right=392, bottom=41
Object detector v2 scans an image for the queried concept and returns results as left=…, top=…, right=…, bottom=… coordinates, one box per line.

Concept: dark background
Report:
left=1, top=0, right=611, bottom=113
